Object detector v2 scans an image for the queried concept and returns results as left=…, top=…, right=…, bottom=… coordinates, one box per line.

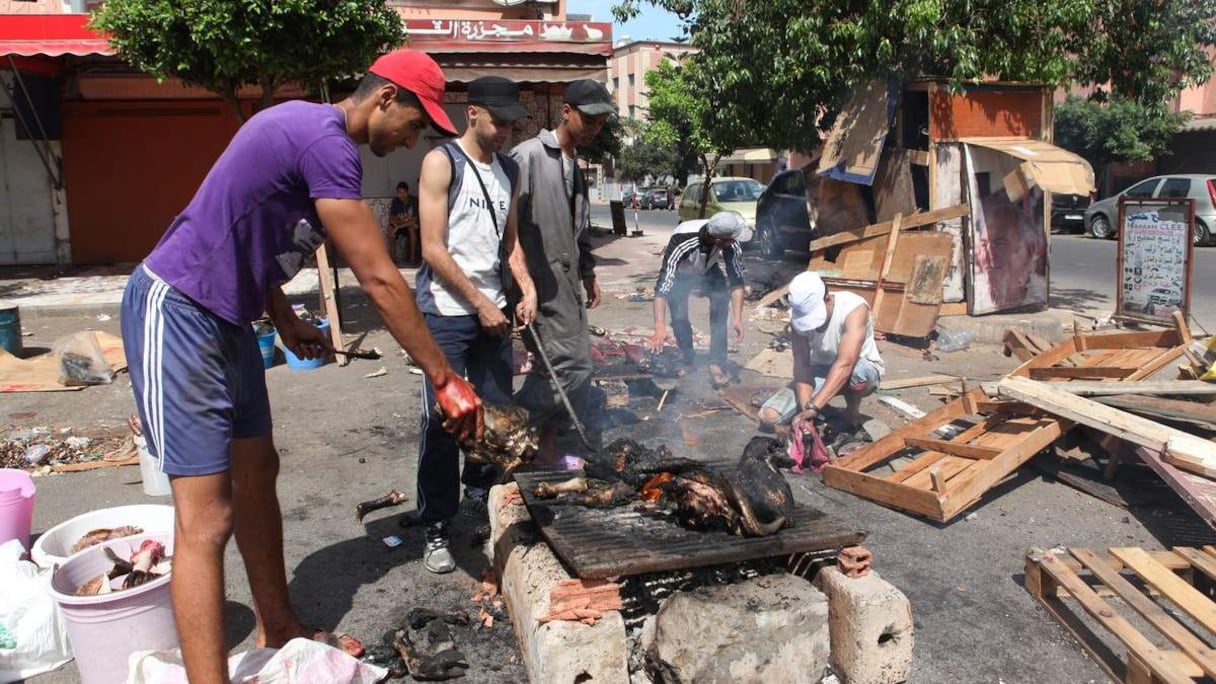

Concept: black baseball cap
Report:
left=468, top=76, right=529, bottom=122
left=564, top=79, right=615, bottom=116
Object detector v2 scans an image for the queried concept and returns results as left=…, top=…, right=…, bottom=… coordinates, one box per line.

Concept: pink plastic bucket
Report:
left=0, top=468, right=35, bottom=550
left=49, top=533, right=179, bottom=684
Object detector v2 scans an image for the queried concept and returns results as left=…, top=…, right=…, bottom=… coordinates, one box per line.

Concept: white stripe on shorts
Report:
left=141, top=275, right=170, bottom=472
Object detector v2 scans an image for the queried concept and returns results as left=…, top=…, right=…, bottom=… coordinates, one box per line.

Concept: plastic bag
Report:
left=0, top=539, right=73, bottom=683
left=126, top=637, right=387, bottom=684
left=53, top=331, right=114, bottom=386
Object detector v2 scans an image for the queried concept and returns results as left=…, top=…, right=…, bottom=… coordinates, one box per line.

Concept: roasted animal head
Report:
left=741, top=435, right=796, bottom=471
left=460, top=402, right=538, bottom=473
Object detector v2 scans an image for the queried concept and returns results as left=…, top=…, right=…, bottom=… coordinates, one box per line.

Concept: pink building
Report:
left=607, top=38, right=695, bottom=121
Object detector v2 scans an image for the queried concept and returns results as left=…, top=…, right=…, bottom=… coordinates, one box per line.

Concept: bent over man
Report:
left=120, top=50, right=482, bottom=683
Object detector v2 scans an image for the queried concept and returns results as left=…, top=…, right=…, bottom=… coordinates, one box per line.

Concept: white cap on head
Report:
left=704, top=211, right=752, bottom=242
left=789, top=272, right=828, bottom=334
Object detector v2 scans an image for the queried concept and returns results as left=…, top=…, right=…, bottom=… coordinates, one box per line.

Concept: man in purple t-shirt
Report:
left=119, top=49, right=483, bottom=683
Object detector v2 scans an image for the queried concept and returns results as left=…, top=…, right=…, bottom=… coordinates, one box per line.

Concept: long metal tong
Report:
left=525, top=322, right=593, bottom=450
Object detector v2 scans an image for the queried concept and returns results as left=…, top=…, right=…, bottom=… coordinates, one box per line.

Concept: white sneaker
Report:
left=423, top=521, right=455, bottom=574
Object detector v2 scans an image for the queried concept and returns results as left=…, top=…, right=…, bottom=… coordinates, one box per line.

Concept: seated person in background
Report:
left=389, top=180, right=420, bottom=265
left=758, top=272, right=884, bottom=434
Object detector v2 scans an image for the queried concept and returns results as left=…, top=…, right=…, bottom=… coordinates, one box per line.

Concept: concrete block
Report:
left=488, top=483, right=629, bottom=683
left=812, top=567, right=914, bottom=684
left=647, top=573, right=830, bottom=683
left=935, top=311, right=1067, bottom=346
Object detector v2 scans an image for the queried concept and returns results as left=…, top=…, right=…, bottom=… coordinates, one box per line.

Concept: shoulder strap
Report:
left=447, top=141, right=503, bottom=239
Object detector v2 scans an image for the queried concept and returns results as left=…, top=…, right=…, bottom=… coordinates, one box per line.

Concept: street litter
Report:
left=381, top=535, right=403, bottom=548
left=360, top=609, right=471, bottom=680
left=363, top=366, right=388, bottom=378
left=357, top=489, right=408, bottom=522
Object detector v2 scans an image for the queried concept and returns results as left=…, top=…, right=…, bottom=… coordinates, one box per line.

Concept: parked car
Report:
left=1050, top=192, right=1091, bottom=233
left=754, top=168, right=815, bottom=258
left=645, top=188, right=670, bottom=210
left=678, top=177, right=765, bottom=234
left=621, top=188, right=640, bottom=209
left=1084, top=174, right=1216, bottom=245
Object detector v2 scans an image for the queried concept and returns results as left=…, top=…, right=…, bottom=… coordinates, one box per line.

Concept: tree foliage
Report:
left=92, top=0, right=405, bottom=122
left=644, top=60, right=748, bottom=215
left=616, top=119, right=681, bottom=183
left=1054, top=95, right=1191, bottom=173
left=615, top=0, right=1216, bottom=152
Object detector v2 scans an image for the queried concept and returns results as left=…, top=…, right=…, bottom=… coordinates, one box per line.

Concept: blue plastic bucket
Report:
left=0, top=305, right=22, bottom=356
left=254, top=327, right=277, bottom=369
left=283, top=319, right=330, bottom=370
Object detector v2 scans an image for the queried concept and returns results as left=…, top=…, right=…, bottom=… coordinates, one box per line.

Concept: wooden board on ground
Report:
left=1025, top=546, right=1216, bottom=683
left=1137, top=447, right=1216, bottom=529
left=1008, top=328, right=1186, bottom=384
left=822, top=387, right=1069, bottom=522
left=1094, top=394, right=1216, bottom=432
left=1035, top=380, right=1216, bottom=397
left=998, top=376, right=1216, bottom=480
left=0, top=331, right=127, bottom=393
left=744, top=348, right=795, bottom=379
left=880, top=374, right=960, bottom=390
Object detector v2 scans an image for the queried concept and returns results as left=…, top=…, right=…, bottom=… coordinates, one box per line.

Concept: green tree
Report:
left=645, top=60, right=747, bottom=217
left=615, top=0, right=1216, bottom=152
left=1054, top=95, right=1191, bottom=187
left=616, top=119, right=680, bottom=183
left=92, top=0, right=405, bottom=122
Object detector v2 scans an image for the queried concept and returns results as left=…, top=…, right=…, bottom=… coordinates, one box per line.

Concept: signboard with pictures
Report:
left=1116, top=198, right=1194, bottom=325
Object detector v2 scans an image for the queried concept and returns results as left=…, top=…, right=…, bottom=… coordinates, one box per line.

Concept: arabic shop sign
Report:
left=404, top=19, right=611, bottom=44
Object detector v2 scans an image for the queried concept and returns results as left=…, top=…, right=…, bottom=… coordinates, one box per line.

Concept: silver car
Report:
left=1084, top=174, right=1216, bottom=245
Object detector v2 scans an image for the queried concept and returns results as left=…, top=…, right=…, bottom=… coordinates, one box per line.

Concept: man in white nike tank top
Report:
left=413, top=77, right=538, bottom=573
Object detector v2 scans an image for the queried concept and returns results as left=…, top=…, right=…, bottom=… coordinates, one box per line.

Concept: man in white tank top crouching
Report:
left=758, top=271, right=884, bottom=435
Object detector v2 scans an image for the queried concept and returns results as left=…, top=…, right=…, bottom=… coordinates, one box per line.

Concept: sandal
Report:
left=708, top=365, right=730, bottom=388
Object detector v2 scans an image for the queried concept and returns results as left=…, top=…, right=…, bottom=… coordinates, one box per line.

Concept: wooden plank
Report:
left=887, top=451, right=947, bottom=483
left=808, top=203, right=971, bottom=252
left=936, top=418, right=1067, bottom=519
left=1036, top=380, right=1216, bottom=397
left=315, top=243, right=347, bottom=367
left=1112, top=546, right=1216, bottom=635
left=1094, top=394, right=1216, bottom=432
left=1137, top=447, right=1216, bottom=530
left=1032, top=552, right=1195, bottom=684
left=819, top=467, right=946, bottom=519
left=870, top=213, right=903, bottom=319
left=1003, top=329, right=1040, bottom=362
left=902, top=436, right=1002, bottom=460
left=880, top=374, right=960, bottom=390
left=1173, top=547, right=1216, bottom=584
left=1027, top=366, right=1138, bottom=380
left=1072, top=547, right=1216, bottom=679
left=1126, top=346, right=1187, bottom=381
left=998, top=376, right=1216, bottom=479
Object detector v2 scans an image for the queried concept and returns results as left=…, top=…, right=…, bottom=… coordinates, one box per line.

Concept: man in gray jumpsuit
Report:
left=511, top=80, right=613, bottom=463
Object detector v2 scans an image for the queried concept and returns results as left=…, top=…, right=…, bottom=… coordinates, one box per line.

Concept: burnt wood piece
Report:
left=515, top=469, right=866, bottom=578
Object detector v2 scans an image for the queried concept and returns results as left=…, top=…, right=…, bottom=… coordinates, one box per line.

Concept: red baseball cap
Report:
left=367, top=49, right=457, bottom=137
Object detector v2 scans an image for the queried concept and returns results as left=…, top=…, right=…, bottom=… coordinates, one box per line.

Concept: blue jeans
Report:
left=415, top=311, right=512, bottom=523
left=760, top=358, right=883, bottom=425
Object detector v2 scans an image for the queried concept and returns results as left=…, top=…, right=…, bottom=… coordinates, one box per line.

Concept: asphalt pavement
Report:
left=11, top=206, right=1216, bottom=683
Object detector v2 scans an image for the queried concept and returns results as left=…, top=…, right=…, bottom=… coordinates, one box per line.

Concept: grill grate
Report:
left=514, top=469, right=867, bottom=578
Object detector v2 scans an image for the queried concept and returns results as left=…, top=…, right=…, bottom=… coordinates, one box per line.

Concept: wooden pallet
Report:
left=1009, top=328, right=1186, bottom=383
left=821, top=387, right=1069, bottom=522
left=1025, top=546, right=1216, bottom=683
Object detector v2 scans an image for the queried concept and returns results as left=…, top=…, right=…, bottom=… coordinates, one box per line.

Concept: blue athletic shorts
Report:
left=120, top=265, right=272, bottom=476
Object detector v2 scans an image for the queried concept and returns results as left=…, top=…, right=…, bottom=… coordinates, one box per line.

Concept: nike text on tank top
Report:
left=416, top=140, right=512, bottom=316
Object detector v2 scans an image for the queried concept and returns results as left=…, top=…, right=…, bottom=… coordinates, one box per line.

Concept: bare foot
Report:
left=708, top=364, right=730, bottom=388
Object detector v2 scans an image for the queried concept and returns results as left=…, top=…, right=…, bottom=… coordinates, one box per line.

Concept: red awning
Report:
left=0, top=14, right=113, bottom=57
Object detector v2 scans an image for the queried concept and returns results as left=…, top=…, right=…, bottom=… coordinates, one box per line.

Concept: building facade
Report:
left=0, top=0, right=611, bottom=265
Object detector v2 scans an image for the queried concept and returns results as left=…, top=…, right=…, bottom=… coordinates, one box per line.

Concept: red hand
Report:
left=434, top=374, right=484, bottom=442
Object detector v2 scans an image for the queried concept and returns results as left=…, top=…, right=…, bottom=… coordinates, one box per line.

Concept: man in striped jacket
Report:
left=646, top=211, right=749, bottom=386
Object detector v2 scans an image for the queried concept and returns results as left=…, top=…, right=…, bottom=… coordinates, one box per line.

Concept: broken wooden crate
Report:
left=821, top=387, right=1068, bottom=522
left=1025, top=546, right=1216, bottom=683
left=1007, top=327, right=1187, bottom=383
